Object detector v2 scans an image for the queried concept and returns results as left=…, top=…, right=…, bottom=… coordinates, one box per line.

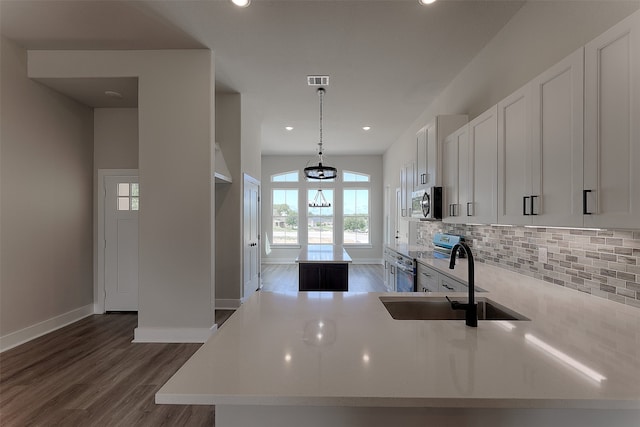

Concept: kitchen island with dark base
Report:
left=295, top=244, right=352, bottom=291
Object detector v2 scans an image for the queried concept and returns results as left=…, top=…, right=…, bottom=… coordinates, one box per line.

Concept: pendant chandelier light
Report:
left=304, top=88, right=338, bottom=180
left=309, top=189, right=331, bottom=208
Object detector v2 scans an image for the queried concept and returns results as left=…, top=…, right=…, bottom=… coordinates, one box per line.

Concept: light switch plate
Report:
left=539, top=247, right=548, bottom=264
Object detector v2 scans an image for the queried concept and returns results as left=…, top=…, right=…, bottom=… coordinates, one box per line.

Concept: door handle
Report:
left=530, top=195, right=539, bottom=215
left=583, top=189, right=592, bottom=215
left=523, top=196, right=530, bottom=216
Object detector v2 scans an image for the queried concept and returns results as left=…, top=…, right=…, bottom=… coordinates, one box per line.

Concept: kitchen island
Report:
left=156, top=260, right=640, bottom=427
left=295, top=244, right=352, bottom=291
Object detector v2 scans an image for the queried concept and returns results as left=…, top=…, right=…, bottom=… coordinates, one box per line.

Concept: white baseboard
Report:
left=133, top=324, right=217, bottom=343
left=0, top=304, right=95, bottom=353
left=350, top=259, right=383, bottom=265
left=215, top=299, right=242, bottom=310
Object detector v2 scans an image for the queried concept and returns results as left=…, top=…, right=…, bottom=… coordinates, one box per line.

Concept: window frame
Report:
left=271, top=187, right=300, bottom=247
left=342, top=187, right=371, bottom=246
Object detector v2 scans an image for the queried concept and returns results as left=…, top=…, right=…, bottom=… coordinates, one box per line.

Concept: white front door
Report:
left=104, top=176, right=139, bottom=311
left=243, top=175, right=260, bottom=301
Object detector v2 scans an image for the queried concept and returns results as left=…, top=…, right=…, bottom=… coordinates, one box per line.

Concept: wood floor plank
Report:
left=0, top=314, right=215, bottom=427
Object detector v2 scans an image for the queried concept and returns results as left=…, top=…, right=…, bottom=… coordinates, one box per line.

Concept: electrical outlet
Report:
left=539, top=247, right=548, bottom=264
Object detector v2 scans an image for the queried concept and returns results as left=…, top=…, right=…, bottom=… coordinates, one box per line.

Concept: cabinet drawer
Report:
left=439, top=275, right=467, bottom=293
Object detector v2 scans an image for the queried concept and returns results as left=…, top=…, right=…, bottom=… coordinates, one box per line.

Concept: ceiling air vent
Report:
left=307, top=75, right=329, bottom=86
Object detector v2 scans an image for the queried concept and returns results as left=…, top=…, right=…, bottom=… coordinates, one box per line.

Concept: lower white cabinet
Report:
left=417, top=262, right=468, bottom=293
left=417, top=263, right=439, bottom=292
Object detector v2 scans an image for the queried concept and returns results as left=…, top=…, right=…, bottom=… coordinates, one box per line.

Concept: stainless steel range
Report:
left=383, top=247, right=416, bottom=292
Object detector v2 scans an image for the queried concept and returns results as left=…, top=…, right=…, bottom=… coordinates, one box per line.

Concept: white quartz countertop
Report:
left=157, top=261, right=640, bottom=409
left=295, top=244, right=352, bottom=263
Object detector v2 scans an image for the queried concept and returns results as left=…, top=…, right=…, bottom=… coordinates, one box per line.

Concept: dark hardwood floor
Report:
left=0, top=265, right=384, bottom=426
left=0, top=311, right=233, bottom=427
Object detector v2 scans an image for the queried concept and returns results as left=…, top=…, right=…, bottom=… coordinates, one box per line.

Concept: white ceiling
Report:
left=0, top=0, right=526, bottom=155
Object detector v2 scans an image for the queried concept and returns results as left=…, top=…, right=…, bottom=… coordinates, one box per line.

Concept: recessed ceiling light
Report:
left=231, top=0, right=251, bottom=7
left=104, top=90, right=123, bottom=99
left=285, top=126, right=294, bottom=131
left=418, top=0, right=436, bottom=5
left=362, top=126, right=371, bottom=131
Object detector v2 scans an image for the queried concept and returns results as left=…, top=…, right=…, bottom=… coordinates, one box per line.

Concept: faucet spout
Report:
left=448, top=242, right=477, bottom=327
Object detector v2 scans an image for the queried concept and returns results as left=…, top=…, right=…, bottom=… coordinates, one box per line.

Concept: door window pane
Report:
left=118, top=183, right=130, bottom=196
left=118, top=197, right=130, bottom=211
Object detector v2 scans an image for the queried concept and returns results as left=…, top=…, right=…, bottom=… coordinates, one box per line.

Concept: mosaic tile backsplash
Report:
left=414, top=222, right=640, bottom=309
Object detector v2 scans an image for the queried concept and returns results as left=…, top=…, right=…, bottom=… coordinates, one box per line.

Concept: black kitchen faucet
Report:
left=447, top=242, right=478, bottom=327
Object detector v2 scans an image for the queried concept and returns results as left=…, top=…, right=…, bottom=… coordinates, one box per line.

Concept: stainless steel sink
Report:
left=379, top=296, right=529, bottom=321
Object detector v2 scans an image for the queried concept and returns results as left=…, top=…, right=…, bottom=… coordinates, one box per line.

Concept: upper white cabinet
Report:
left=400, top=161, right=415, bottom=218
left=497, top=48, right=584, bottom=227
left=584, top=10, right=640, bottom=229
left=443, top=107, right=497, bottom=225
left=531, top=48, right=585, bottom=227
left=416, top=115, right=468, bottom=190
left=467, top=105, right=498, bottom=224
left=442, top=125, right=469, bottom=223
left=497, top=83, right=533, bottom=225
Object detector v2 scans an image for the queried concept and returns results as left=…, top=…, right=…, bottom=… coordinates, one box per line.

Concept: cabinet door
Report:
left=467, top=105, right=498, bottom=224
left=298, top=263, right=322, bottom=291
left=416, top=126, right=428, bottom=190
left=417, top=263, right=439, bottom=292
left=400, top=162, right=415, bottom=217
left=322, top=264, right=349, bottom=291
left=531, top=48, right=584, bottom=227
left=443, top=126, right=467, bottom=223
left=584, top=10, right=640, bottom=228
left=498, top=84, right=533, bottom=225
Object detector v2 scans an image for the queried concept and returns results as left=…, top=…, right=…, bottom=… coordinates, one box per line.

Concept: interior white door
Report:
left=243, top=175, right=260, bottom=301
left=104, top=176, right=139, bottom=311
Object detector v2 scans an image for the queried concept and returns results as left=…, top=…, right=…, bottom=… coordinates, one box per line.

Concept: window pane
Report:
left=308, top=189, right=333, bottom=244
left=118, top=183, right=130, bottom=196
left=344, top=189, right=369, bottom=244
left=272, top=171, right=299, bottom=182
left=343, top=171, right=370, bottom=182
left=131, top=197, right=139, bottom=211
left=118, top=197, right=130, bottom=211
left=131, top=183, right=139, bottom=197
left=273, top=189, right=298, bottom=244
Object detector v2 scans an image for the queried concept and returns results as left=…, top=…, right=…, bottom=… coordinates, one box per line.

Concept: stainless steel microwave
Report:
left=411, top=187, right=442, bottom=220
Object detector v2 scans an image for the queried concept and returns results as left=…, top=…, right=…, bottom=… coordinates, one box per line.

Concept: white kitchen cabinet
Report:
left=417, top=263, right=439, bottom=292
left=439, top=274, right=468, bottom=293
left=442, top=125, right=469, bottom=224
left=400, top=161, right=415, bottom=218
left=584, top=10, right=640, bottom=229
left=416, top=115, right=468, bottom=190
left=530, top=48, right=585, bottom=227
left=466, top=105, right=498, bottom=225
left=497, top=83, right=533, bottom=225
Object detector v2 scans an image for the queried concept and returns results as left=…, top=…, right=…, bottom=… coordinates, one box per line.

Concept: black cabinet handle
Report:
left=466, top=202, right=472, bottom=216
left=583, top=189, right=592, bottom=215
left=531, top=195, right=539, bottom=215
left=523, top=196, right=530, bottom=216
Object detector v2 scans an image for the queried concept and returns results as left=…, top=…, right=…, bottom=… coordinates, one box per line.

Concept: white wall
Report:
left=261, top=155, right=383, bottom=263
left=94, top=108, right=138, bottom=170
left=0, top=37, right=94, bottom=349
left=384, top=1, right=640, bottom=203
left=27, top=49, right=216, bottom=342
left=215, top=93, right=242, bottom=304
